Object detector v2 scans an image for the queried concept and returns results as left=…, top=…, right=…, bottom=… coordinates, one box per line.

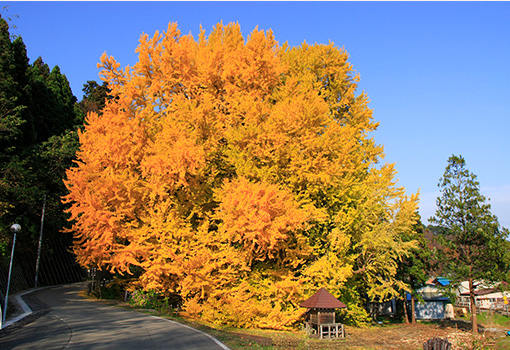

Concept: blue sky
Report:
left=5, top=1, right=510, bottom=228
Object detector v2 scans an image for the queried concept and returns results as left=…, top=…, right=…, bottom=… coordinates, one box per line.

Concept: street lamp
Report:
left=2, top=223, right=21, bottom=325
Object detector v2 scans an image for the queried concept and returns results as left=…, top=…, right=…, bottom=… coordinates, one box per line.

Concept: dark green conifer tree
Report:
left=430, top=155, right=509, bottom=334
left=0, top=14, right=85, bottom=290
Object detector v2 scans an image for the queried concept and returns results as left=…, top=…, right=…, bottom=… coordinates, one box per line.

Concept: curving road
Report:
left=0, top=283, right=229, bottom=350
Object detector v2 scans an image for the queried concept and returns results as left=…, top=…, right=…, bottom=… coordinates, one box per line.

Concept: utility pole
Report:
left=34, top=194, right=46, bottom=289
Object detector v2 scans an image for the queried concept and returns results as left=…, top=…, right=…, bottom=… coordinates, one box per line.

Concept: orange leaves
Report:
left=183, top=273, right=306, bottom=330
left=141, top=124, right=205, bottom=193
left=64, top=21, right=420, bottom=329
left=215, top=177, right=309, bottom=263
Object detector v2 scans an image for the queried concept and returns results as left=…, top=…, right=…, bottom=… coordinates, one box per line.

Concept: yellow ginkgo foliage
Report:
left=64, top=21, right=419, bottom=329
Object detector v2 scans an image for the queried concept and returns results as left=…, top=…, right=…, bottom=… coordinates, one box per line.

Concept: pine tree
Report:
left=0, top=14, right=83, bottom=288
left=78, top=80, right=111, bottom=117
left=430, top=155, right=509, bottom=334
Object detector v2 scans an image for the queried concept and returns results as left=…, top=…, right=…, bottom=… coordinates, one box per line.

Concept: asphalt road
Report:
left=0, top=283, right=229, bottom=350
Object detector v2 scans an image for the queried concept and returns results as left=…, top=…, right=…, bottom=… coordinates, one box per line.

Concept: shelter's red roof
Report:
left=300, top=287, right=347, bottom=309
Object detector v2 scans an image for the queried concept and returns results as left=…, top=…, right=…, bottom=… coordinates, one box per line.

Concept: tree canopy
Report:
left=430, top=155, right=509, bottom=334
left=77, top=80, right=111, bottom=117
left=64, top=22, right=419, bottom=329
left=0, top=14, right=84, bottom=289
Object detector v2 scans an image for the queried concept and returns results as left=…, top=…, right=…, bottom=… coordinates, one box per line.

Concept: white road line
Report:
left=150, top=315, right=230, bottom=350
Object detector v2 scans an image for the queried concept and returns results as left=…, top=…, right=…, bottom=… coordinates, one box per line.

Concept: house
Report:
left=408, top=277, right=453, bottom=320
left=456, top=280, right=509, bottom=311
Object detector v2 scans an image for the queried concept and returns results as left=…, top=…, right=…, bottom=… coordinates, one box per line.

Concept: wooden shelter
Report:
left=300, top=287, right=347, bottom=339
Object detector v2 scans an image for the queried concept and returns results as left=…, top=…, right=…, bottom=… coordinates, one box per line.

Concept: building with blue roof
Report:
left=407, top=277, right=453, bottom=320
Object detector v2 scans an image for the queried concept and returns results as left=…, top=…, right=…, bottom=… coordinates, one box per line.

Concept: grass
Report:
left=497, top=338, right=510, bottom=350
left=461, top=311, right=510, bottom=328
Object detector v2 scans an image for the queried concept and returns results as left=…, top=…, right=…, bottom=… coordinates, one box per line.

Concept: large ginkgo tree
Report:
left=64, top=22, right=419, bottom=329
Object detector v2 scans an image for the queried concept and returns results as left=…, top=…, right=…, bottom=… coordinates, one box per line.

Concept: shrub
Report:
left=338, top=303, right=371, bottom=327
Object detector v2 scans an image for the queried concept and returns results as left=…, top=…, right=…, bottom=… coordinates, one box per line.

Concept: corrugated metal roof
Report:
left=426, top=277, right=450, bottom=286
left=299, top=287, right=347, bottom=309
left=435, top=277, right=450, bottom=286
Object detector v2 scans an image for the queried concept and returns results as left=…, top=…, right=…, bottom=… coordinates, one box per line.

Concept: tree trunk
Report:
left=411, top=295, right=416, bottom=324
left=469, top=278, right=478, bottom=334
left=404, top=297, right=410, bottom=324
